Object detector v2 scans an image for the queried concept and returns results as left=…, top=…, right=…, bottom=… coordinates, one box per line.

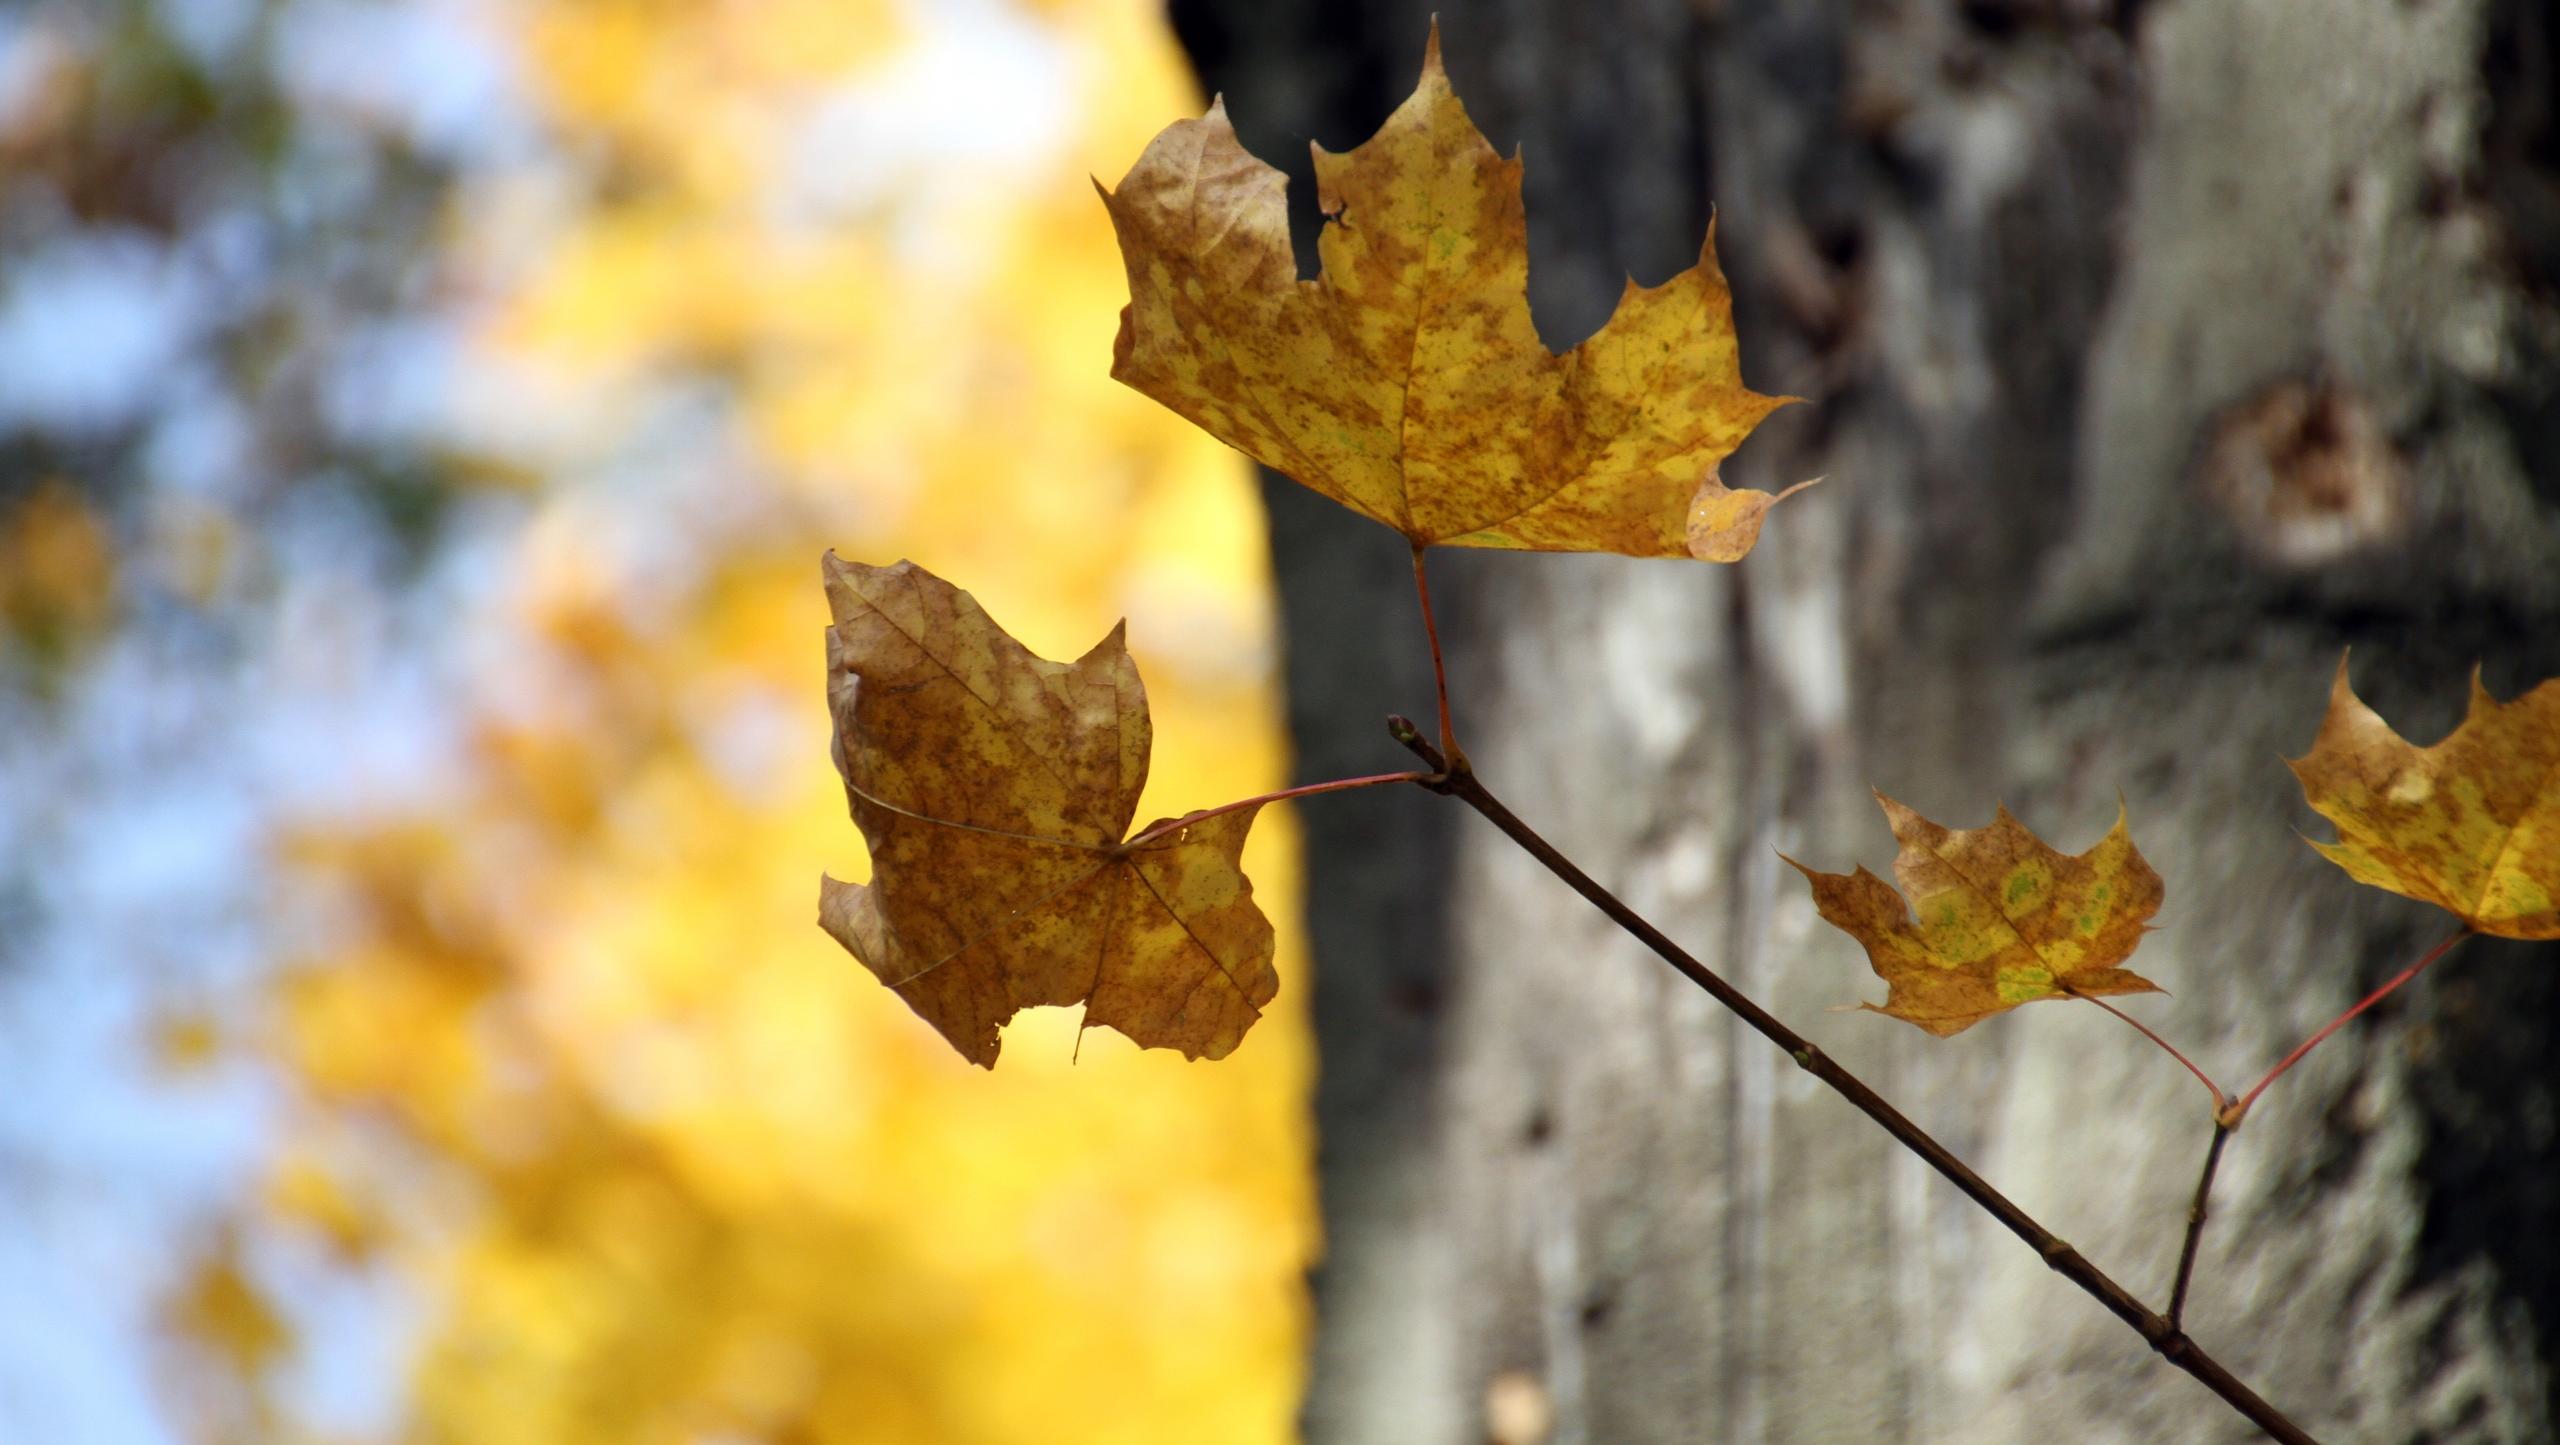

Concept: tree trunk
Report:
left=1176, top=2, right=2560, bottom=1440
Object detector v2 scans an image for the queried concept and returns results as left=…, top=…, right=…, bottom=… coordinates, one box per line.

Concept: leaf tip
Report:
left=1870, top=789, right=1918, bottom=829
left=816, top=873, right=868, bottom=951
left=2466, top=660, right=2498, bottom=717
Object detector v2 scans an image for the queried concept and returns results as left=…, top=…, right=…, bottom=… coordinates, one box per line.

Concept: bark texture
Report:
left=1174, top=2, right=2560, bottom=1440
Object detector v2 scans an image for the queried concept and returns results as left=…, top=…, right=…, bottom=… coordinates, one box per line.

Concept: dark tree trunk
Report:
left=1173, top=2, right=2560, bottom=1440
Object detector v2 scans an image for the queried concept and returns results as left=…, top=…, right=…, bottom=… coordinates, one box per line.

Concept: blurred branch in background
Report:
left=0, top=1, right=1314, bottom=1441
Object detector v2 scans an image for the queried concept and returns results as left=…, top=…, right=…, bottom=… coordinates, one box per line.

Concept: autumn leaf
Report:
left=819, top=553, right=1277, bottom=1066
left=1791, top=794, right=2165, bottom=1037
left=2289, top=658, right=2560, bottom=939
left=1098, top=24, right=1803, bottom=561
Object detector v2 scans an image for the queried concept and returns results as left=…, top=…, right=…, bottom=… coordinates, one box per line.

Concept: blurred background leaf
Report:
left=0, top=1, right=1313, bottom=1440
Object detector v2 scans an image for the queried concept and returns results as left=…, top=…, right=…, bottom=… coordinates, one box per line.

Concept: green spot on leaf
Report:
left=1994, top=966, right=2056, bottom=1005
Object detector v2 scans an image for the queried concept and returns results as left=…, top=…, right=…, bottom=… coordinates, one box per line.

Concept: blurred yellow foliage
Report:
left=188, top=2, right=1315, bottom=1440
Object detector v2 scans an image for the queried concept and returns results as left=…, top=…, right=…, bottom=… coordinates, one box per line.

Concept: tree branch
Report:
left=1388, top=715, right=2317, bottom=1445
left=2169, top=1121, right=2234, bottom=1330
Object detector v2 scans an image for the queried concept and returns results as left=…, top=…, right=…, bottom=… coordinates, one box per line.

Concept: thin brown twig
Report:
left=1387, top=715, right=2316, bottom=1445
left=2231, top=925, right=2472, bottom=1122
left=2157, top=923, right=2477, bottom=1332
left=2169, top=1120, right=2234, bottom=1330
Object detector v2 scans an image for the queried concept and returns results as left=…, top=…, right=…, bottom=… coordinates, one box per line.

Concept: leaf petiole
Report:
left=1410, top=544, right=1466, bottom=772
left=2227, top=924, right=2473, bottom=1124
left=2061, top=986, right=2228, bottom=1113
left=2056, top=990, right=2234, bottom=1333
left=848, top=764, right=1428, bottom=855
left=1121, top=769, right=1435, bottom=849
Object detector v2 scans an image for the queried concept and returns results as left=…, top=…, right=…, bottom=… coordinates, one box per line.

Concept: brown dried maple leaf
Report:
left=818, top=554, right=1276, bottom=1066
left=2290, top=659, right=2560, bottom=939
left=1098, top=24, right=1803, bottom=560
left=1791, top=794, right=2165, bottom=1037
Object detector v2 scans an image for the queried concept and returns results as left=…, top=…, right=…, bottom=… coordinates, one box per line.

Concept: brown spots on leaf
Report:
left=1791, top=794, right=2164, bottom=1037
left=1097, top=23, right=1799, bottom=561
left=2290, top=656, right=2560, bottom=939
left=817, top=554, right=1277, bottom=1066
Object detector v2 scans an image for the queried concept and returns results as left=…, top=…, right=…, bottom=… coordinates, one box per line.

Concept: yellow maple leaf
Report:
left=1098, top=25, right=1803, bottom=560
left=2289, top=658, right=2560, bottom=939
left=1791, top=794, right=2165, bottom=1037
left=819, top=554, right=1277, bottom=1066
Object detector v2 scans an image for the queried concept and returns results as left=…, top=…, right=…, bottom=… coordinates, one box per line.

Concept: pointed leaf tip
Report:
left=2468, top=662, right=2498, bottom=715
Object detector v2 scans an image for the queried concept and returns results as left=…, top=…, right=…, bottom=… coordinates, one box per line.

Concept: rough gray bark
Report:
left=1175, top=2, right=2560, bottom=1441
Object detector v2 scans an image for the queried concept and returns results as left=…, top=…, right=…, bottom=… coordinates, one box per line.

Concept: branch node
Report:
left=1386, top=713, right=1458, bottom=791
